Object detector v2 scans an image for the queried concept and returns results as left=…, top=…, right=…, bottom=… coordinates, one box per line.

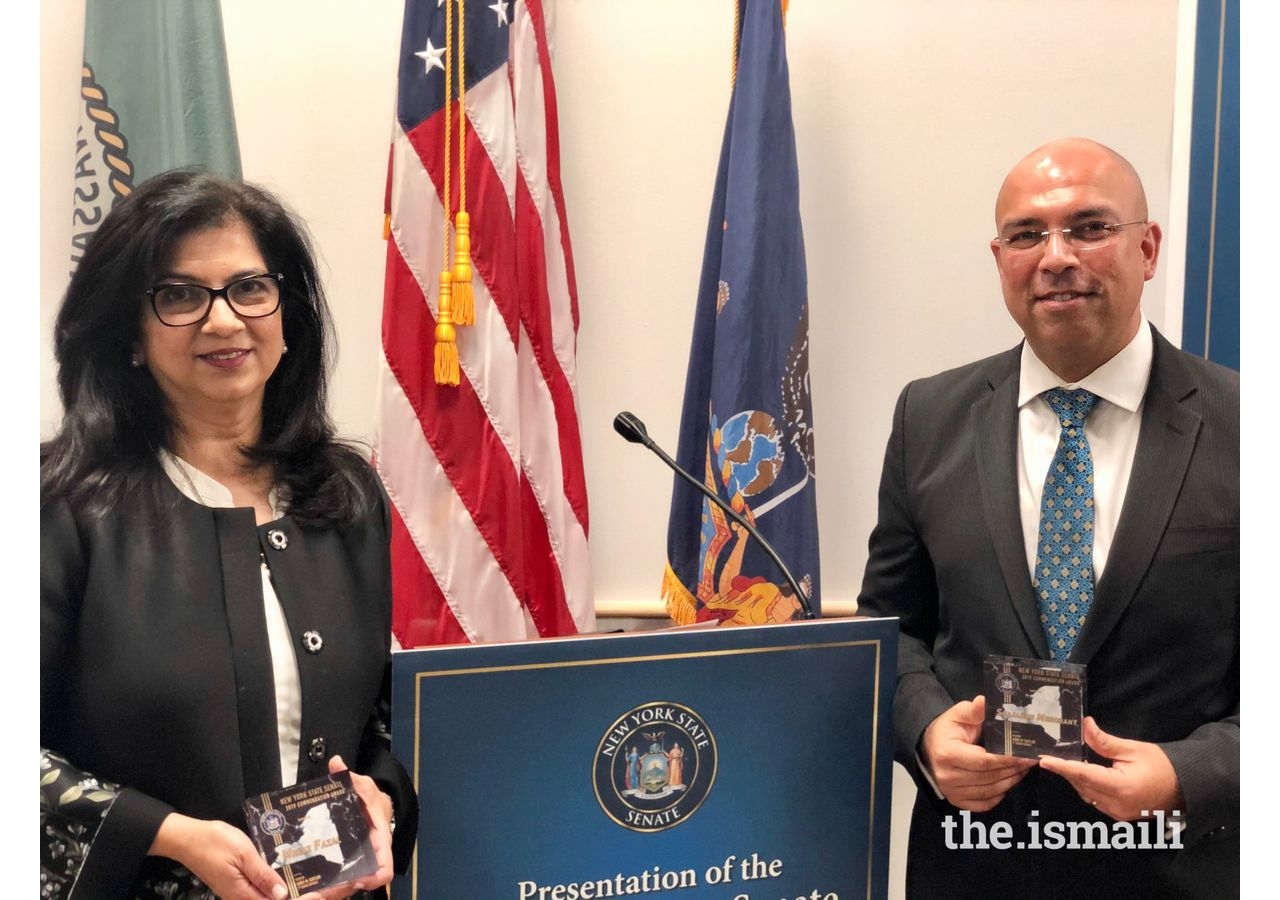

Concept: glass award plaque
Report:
left=243, top=769, right=378, bottom=897
left=982, top=654, right=1086, bottom=760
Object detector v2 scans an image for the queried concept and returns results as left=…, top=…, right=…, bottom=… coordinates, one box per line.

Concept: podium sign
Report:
left=391, top=616, right=897, bottom=900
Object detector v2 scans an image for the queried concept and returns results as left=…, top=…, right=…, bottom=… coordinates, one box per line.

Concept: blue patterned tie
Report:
left=1034, top=388, right=1099, bottom=662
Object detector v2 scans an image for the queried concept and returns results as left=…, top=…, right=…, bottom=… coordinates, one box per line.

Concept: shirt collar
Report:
left=159, top=448, right=283, bottom=517
left=1017, top=316, right=1153, bottom=412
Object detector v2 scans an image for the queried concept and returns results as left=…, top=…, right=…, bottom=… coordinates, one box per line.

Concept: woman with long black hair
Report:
left=41, top=170, right=417, bottom=899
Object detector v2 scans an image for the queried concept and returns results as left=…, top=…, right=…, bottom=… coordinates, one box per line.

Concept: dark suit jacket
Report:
left=41, top=467, right=419, bottom=899
left=857, top=326, right=1238, bottom=899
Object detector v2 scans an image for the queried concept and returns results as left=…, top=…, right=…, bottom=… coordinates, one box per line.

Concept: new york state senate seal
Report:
left=593, top=701, right=717, bottom=832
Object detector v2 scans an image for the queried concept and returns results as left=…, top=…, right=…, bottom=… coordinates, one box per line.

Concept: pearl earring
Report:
left=130, top=354, right=144, bottom=368
left=282, top=342, right=289, bottom=354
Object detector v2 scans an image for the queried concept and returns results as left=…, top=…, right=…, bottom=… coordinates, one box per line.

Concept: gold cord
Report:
left=435, top=0, right=460, bottom=385
left=451, top=0, right=476, bottom=325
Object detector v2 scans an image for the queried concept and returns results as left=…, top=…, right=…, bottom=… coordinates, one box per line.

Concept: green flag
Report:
left=72, top=0, right=241, bottom=271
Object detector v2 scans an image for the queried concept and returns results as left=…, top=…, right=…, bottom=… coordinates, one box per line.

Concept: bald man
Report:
left=857, top=139, right=1238, bottom=898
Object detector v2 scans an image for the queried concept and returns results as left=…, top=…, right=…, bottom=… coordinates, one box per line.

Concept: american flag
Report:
left=377, top=0, right=593, bottom=646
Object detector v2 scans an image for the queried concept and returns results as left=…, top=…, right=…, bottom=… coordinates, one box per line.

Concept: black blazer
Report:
left=41, top=467, right=418, bottom=898
left=857, top=326, right=1238, bottom=898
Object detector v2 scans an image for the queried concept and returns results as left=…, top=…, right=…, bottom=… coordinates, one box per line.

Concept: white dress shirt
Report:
left=1016, top=319, right=1153, bottom=585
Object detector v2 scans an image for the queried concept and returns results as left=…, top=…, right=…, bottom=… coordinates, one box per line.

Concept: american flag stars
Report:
left=414, top=38, right=446, bottom=74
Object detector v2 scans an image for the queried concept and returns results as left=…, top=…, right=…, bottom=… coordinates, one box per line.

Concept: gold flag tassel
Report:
left=451, top=211, right=475, bottom=326
left=450, top=0, right=476, bottom=325
left=435, top=271, right=459, bottom=385
left=434, top=0, right=460, bottom=385
left=383, top=115, right=395, bottom=240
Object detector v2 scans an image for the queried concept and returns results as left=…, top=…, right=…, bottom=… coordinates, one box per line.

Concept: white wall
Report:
left=41, top=0, right=1182, bottom=613
left=558, top=0, right=1180, bottom=615
left=38, top=2, right=1185, bottom=897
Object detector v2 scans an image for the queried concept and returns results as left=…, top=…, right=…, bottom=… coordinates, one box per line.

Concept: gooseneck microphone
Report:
left=613, top=411, right=816, bottom=620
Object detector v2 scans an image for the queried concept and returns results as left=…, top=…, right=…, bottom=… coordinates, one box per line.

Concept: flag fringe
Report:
left=661, top=563, right=699, bottom=626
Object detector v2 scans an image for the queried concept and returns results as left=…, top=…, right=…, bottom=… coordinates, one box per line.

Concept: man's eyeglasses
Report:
left=146, top=273, right=284, bottom=327
left=995, top=220, right=1147, bottom=252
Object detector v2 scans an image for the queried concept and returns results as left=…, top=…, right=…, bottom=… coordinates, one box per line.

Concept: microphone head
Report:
left=612, top=411, right=649, bottom=445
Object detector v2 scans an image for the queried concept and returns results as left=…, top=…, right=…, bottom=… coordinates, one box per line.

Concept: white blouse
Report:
left=159, top=450, right=302, bottom=787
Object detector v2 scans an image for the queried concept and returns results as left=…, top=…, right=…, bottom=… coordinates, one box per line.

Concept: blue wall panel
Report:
left=1181, top=0, right=1239, bottom=370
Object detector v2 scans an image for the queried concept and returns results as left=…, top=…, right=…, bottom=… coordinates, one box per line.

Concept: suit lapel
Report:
left=1071, top=332, right=1201, bottom=663
left=973, top=349, right=1051, bottom=657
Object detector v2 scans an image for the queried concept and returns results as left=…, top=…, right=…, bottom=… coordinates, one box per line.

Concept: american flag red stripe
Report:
left=377, top=0, right=593, bottom=647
